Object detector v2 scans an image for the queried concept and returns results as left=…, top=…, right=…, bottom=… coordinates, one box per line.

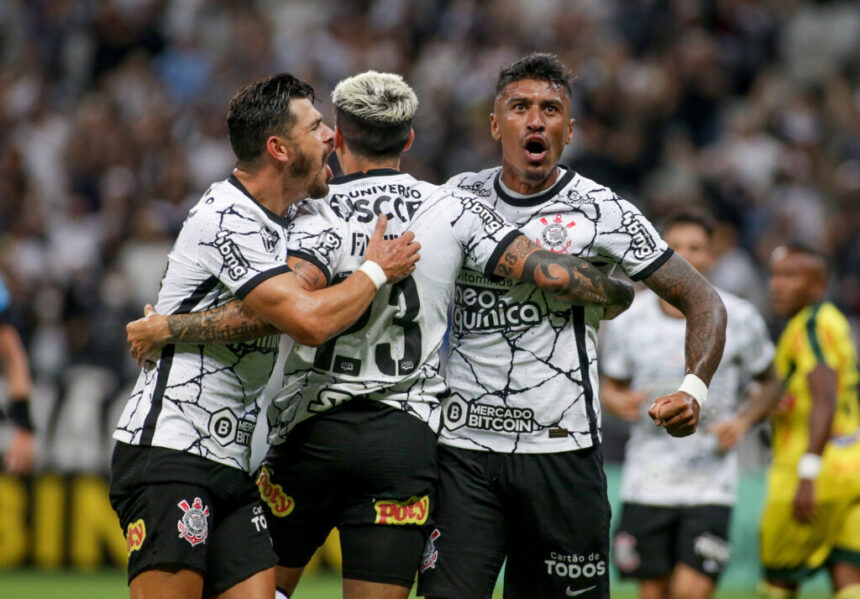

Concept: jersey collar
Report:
left=332, top=168, right=402, bottom=185
left=228, top=174, right=290, bottom=227
left=493, top=166, right=576, bottom=207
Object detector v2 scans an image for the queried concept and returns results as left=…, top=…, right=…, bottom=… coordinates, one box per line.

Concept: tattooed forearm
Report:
left=521, top=251, right=634, bottom=307
left=494, top=236, right=632, bottom=308
left=167, top=300, right=277, bottom=344
left=643, top=253, right=727, bottom=385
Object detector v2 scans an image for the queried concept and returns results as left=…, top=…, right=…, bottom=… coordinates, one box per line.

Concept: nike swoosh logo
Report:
left=566, top=585, right=596, bottom=597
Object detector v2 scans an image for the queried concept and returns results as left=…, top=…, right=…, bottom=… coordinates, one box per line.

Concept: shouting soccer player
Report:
left=758, top=243, right=860, bottom=599
left=126, top=70, right=634, bottom=599
left=416, top=53, right=726, bottom=599
left=600, top=210, right=781, bottom=599
left=110, top=73, right=420, bottom=599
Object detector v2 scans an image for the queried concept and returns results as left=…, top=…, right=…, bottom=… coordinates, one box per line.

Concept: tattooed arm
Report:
left=492, top=235, right=634, bottom=316
left=127, top=256, right=331, bottom=365
left=641, top=252, right=727, bottom=437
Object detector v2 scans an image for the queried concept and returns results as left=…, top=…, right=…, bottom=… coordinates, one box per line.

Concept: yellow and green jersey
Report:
left=772, top=301, right=860, bottom=466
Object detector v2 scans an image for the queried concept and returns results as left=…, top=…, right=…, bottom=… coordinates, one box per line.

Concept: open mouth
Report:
left=524, top=137, right=547, bottom=162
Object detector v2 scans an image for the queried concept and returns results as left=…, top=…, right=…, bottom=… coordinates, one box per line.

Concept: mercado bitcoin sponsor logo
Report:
left=256, top=467, right=295, bottom=517
left=452, top=284, right=541, bottom=333
left=374, top=495, right=429, bottom=525
left=444, top=397, right=535, bottom=433
left=126, top=519, right=146, bottom=556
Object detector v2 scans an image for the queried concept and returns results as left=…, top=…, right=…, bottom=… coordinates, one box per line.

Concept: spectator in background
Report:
left=0, top=0, right=859, bottom=473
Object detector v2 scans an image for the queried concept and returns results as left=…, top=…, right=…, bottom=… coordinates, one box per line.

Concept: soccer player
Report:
left=416, top=53, right=727, bottom=599
left=0, top=276, right=35, bottom=475
left=110, top=73, right=420, bottom=599
left=600, top=211, right=781, bottom=599
left=126, top=70, right=635, bottom=599
left=758, top=243, right=860, bottom=599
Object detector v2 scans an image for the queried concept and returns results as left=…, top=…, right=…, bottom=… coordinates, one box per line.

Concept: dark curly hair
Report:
left=496, top=52, right=573, bottom=98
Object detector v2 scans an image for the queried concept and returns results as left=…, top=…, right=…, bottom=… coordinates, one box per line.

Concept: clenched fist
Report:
left=648, top=391, right=700, bottom=437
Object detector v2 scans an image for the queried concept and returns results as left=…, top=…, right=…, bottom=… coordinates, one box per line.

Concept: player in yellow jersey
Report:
left=759, top=242, right=860, bottom=599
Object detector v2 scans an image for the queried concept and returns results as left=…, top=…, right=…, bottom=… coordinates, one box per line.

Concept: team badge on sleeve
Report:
left=177, top=497, right=210, bottom=546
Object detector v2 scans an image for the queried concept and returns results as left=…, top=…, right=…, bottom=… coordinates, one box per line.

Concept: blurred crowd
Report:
left=1, top=0, right=859, bottom=383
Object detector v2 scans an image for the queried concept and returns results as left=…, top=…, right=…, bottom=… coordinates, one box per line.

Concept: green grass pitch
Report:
left=0, top=570, right=833, bottom=598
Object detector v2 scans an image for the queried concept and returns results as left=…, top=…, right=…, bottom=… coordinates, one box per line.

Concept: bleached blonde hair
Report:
left=331, top=71, right=418, bottom=124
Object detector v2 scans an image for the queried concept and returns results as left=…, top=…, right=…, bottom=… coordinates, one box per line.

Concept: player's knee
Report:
left=836, top=583, right=860, bottom=599
left=757, top=581, right=796, bottom=599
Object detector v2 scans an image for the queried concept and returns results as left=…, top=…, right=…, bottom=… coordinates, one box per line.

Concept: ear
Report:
left=490, top=112, right=501, bottom=141
left=265, top=135, right=290, bottom=164
left=334, top=126, right=345, bottom=151
left=565, top=118, right=574, bottom=144
left=402, top=128, right=415, bottom=152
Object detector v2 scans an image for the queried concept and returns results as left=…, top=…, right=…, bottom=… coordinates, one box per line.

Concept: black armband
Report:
left=8, top=399, right=34, bottom=431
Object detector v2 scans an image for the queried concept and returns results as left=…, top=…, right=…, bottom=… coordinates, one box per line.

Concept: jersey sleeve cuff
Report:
left=289, top=250, right=332, bottom=284
left=484, top=229, right=523, bottom=279
left=235, top=265, right=292, bottom=299
left=629, top=247, right=674, bottom=282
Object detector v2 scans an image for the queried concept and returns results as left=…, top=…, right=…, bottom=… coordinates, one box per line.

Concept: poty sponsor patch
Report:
left=126, top=519, right=146, bottom=555
left=374, top=495, right=429, bottom=525
left=256, top=467, right=295, bottom=517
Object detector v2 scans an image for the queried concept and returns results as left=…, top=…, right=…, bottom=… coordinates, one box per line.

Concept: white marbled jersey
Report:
left=114, top=176, right=289, bottom=471
left=440, top=166, right=672, bottom=453
left=267, top=169, right=520, bottom=444
left=601, top=290, right=774, bottom=506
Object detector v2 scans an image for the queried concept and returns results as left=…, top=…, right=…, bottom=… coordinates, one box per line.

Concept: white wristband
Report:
left=678, top=374, right=708, bottom=408
left=797, top=453, right=823, bottom=480
left=358, top=261, right=387, bottom=290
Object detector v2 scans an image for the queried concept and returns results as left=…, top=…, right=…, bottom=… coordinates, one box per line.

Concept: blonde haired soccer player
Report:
left=758, top=243, right=860, bottom=599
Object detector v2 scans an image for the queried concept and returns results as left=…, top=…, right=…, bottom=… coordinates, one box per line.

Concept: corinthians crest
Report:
left=177, top=497, right=210, bottom=546
left=536, top=214, right=576, bottom=253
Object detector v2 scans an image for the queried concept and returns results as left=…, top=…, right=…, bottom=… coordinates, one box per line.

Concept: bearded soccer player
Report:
left=416, top=53, right=727, bottom=599
left=600, top=211, right=781, bottom=599
left=125, top=70, right=634, bottom=599
left=758, top=243, right=860, bottom=599
left=109, top=73, right=420, bottom=599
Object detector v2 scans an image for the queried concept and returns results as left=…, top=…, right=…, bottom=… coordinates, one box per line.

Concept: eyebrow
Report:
left=505, top=96, right=564, bottom=108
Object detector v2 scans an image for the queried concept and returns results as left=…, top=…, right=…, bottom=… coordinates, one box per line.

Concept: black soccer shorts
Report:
left=256, top=399, right=438, bottom=588
left=417, top=444, right=611, bottom=599
left=613, top=503, right=732, bottom=581
left=109, top=443, right=277, bottom=595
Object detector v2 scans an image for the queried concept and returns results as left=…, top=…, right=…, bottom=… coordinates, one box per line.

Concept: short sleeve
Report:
left=809, top=307, right=851, bottom=369
left=444, top=189, right=521, bottom=277
left=596, top=196, right=672, bottom=281
left=195, top=205, right=291, bottom=299
left=735, top=302, right=775, bottom=377
left=285, top=199, right=348, bottom=284
left=600, top=317, right=634, bottom=380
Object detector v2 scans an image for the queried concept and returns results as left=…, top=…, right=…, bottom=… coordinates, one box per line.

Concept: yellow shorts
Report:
left=760, top=439, right=860, bottom=582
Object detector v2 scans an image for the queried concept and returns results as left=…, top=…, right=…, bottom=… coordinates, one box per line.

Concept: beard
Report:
left=289, top=148, right=329, bottom=199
